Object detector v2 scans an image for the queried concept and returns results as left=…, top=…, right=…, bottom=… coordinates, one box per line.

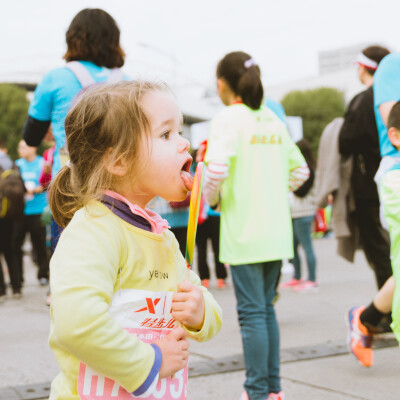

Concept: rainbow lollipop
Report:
left=185, top=162, right=205, bottom=279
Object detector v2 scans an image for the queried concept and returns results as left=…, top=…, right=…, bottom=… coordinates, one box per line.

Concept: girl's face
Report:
left=119, top=90, right=192, bottom=208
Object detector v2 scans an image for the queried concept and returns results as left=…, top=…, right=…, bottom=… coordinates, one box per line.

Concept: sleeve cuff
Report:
left=22, top=115, right=51, bottom=146
left=131, top=344, right=162, bottom=396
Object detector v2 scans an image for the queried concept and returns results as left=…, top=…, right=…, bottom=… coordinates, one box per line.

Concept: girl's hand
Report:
left=154, top=327, right=189, bottom=378
left=172, top=281, right=205, bottom=331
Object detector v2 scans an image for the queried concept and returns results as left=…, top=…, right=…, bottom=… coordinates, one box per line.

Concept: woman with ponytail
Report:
left=204, top=51, right=309, bottom=400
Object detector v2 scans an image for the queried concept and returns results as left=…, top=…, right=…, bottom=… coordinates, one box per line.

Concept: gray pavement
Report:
left=1, top=237, right=400, bottom=399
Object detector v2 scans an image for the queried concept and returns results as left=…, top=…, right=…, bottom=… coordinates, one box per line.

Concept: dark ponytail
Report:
left=217, top=51, right=263, bottom=110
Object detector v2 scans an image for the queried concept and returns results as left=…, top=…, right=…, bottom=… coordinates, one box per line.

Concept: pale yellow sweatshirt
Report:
left=49, top=202, right=222, bottom=399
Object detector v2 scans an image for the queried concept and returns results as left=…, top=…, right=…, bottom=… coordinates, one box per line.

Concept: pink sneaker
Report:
left=280, top=278, right=302, bottom=289
left=241, top=390, right=284, bottom=400
left=268, top=391, right=285, bottom=400
left=240, top=391, right=249, bottom=400
left=293, top=280, right=319, bottom=293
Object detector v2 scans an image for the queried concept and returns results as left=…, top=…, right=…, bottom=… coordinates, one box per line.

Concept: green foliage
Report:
left=0, top=84, right=29, bottom=160
left=281, top=87, right=345, bottom=156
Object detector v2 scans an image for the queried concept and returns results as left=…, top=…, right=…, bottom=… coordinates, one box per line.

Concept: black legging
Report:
left=171, top=226, right=187, bottom=258
left=0, top=219, right=21, bottom=294
left=14, top=214, right=49, bottom=281
left=354, top=204, right=392, bottom=289
left=196, top=216, right=227, bottom=280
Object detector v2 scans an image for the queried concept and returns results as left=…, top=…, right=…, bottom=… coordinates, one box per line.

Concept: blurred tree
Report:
left=0, top=84, right=29, bottom=160
left=281, top=87, right=345, bottom=157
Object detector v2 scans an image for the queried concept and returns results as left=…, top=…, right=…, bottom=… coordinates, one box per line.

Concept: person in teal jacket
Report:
left=22, top=8, right=129, bottom=252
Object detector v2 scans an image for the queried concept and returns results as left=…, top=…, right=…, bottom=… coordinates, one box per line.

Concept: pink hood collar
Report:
left=103, top=190, right=169, bottom=234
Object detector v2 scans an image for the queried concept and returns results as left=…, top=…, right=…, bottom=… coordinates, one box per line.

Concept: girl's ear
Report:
left=104, top=152, right=128, bottom=177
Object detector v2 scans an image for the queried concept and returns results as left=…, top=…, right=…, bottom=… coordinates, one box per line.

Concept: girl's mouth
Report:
left=180, top=158, right=193, bottom=191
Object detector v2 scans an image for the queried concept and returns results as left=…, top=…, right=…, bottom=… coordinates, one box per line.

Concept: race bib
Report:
left=77, top=290, right=188, bottom=399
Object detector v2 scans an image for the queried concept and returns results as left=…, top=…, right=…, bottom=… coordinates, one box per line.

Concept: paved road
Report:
left=1, top=237, right=399, bottom=399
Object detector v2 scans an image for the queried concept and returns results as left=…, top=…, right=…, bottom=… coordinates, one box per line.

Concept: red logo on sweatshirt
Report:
left=134, top=298, right=161, bottom=314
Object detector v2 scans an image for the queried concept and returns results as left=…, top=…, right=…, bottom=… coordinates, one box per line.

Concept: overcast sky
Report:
left=1, top=0, right=399, bottom=93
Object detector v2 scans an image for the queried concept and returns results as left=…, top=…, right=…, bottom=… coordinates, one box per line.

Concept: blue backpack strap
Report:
left=66, top=61, right=95, bottom=88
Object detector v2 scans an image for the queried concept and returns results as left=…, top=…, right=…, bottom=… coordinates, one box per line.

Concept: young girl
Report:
left=48, top=81, right=222, bottom=399
left=204, top=51, right=308, bottom=400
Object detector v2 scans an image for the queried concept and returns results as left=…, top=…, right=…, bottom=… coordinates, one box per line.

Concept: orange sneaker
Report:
left=201, top=279, right=210, bottom=289
left=347, top=306, right=373, bottom=367
left=217, top=279, right=226, bottom=289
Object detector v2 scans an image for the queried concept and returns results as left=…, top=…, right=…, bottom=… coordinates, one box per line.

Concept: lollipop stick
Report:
left=185, top=162, right=205, bottom=280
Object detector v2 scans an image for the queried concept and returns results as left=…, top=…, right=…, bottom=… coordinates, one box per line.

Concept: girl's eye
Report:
left=162, top=131, right=170, bottom=139
left=178, top=131, right=183, bottom=136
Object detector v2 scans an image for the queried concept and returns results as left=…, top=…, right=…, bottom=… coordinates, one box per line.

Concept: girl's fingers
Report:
left=171, top=311, right=188, bottom=324
left=181, top=340, right=190, bottom=351
left=177, top=281, right=193, bottom=292
left=171, top=302, right=185, bottom=312
left=172, top=292, right=188, bottom=303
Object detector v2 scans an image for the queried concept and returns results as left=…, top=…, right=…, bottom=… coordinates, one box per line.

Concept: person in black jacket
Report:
left=339, top=45, right=391, bottom=290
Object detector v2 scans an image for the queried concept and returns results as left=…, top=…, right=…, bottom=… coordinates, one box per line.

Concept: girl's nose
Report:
left=179, top=136, right=190, bottom=152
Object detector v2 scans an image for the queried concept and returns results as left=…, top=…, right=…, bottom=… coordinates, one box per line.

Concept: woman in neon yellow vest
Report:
left=204, top=51, right=309, bottom=400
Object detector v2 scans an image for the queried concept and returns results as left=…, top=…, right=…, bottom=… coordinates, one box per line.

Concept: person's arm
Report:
left=203, top=162, right=229, bottom=207
left=203, top=109, right=237, bottom=207
left=338, top=94, right=364, bottom=156
left=180, top=269, right=223, bottom=341
left=22, top=116, right=50, bottom=146
left=22, top=70, right=54, bottom=146
left=289, top=162, right=310, bottom=191
left=374, top=54, right=400, bottom=128
left=285, top=132, right=309, bottom=191
left=169, top=231, right=222, bottom=341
